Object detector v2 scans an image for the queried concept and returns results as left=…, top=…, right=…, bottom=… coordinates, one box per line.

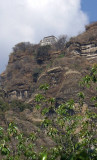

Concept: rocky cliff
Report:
left=0, top=43, right=53, bottom=100
left=0, top=22, right=97, bottom=155
left=1, top=22, right=97, bottom=104
left=66, top=22, right=97, bottom=59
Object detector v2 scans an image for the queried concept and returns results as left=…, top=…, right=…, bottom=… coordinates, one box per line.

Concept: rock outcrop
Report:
left=0, top=43, right=52, bottom=100
left=1, top=22, right=97, bottom=104
left=0, top=22, right=97, bottom=155
left=66, top=22, right=97, bottom=59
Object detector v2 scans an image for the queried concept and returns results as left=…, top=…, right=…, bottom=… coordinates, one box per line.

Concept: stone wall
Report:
left=67, top=42, right=97, bottom=59
left=40, top=36, right=57, bottom=46
left=8, top=90, right=29, bottom=100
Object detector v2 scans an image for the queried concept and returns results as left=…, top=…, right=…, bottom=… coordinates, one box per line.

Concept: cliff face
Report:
left=0, top=43, right=53, bottom=100
left=66, top=22, right=97, bottom=59
left=0, top=22, right=97, bottom=154
left=1, top=22, right=97, bottom=104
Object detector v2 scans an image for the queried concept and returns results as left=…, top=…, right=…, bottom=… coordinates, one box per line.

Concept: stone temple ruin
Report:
left=40, top=35, right=57, bottom=46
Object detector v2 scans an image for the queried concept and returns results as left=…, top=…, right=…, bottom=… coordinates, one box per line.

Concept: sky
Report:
left=0, top=0, right=97, bottom=73
left=81, top=0, right=97, bottom=23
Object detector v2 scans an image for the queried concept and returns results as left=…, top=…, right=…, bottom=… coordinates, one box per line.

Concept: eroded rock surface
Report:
left=1, top=22, right=97, bottom=102
left=0, top=22, right=97, bottom=155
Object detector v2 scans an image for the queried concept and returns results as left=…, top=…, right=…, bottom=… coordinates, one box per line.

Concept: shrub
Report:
left=55, top=35, right=67, bottom=50
left=0, top=98, right=9, bottom=112
left=36, top=45, right=51, bottom=64
left=10, top=100, right=32, bottom=112
left=0, top=65, right=97, bottom=159
left=33, top=68, right=42, bottom=82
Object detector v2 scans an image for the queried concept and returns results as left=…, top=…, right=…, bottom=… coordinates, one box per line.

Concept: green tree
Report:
left=0, top=65, right=97, bottom=159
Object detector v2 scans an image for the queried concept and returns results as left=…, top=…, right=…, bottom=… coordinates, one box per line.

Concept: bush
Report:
left=36, top=45, right=51, bottom=64
left=33, top=68, right=42, bottom=82
left=13, top=42, right=33, bottom=53
left=0, top=98, right=9, bottom=112
left=10, top=100, right=32, bottom=112
left=0, top=65, right=97, bottom=159
left=55, top=35, right=67, bottom=50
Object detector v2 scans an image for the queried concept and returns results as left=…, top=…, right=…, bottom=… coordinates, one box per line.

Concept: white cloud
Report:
left=0, top=0, right=89, bottom=73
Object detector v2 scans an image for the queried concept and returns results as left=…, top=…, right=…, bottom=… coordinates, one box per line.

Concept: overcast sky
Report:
left=0, top=0, right=92, bottom=73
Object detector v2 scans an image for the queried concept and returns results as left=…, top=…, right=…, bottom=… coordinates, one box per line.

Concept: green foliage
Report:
left=42, top=107, right=49, bottom=115
left=0, top=122, right=39, bottom=159
left=28, top=133, right=36, bottom=141
left=42, top=118, right=52, bottom=127
left=7, top=122, right=18, bottom=136
left=35, top=75, right=97, bottom=159
left=35, top=104, right=41, bottom=110
left=0, top=127, right=4, bottom=138
left=48, top=97, right=55, bottom=104
left=35, top=94, right=45, bottom=102
left=39, top=84, right=49, bottom=91
left=78, top=92, right=85, bottom=106
left=58, top=53, right=65, bottom=58
left=78, top=92, right=85, bottom=99
left=40, top=152, right=47, bottom=160
left=0, top=140, right=10, bottom=156
left=80, top=64, right=97, bottom=87
left=0, top=66, right=97, bottom=159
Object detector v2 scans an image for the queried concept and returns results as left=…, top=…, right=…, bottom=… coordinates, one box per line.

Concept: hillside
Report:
left=1, top=22, right=97, bottom=104
left=0, top=22, right=97, bottom=159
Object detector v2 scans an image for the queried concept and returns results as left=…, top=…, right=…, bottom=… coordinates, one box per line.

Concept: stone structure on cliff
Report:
left=1, top=22, right=97, bottom=102
left=40, top=35, right=57, bottom=46
left=1, top=23, right=97, bottom=158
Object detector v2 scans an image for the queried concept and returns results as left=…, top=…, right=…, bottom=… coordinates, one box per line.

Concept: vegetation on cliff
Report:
left=0, top=65, right=97, bottom=160
left=0, top=22, right=97, bottom=159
